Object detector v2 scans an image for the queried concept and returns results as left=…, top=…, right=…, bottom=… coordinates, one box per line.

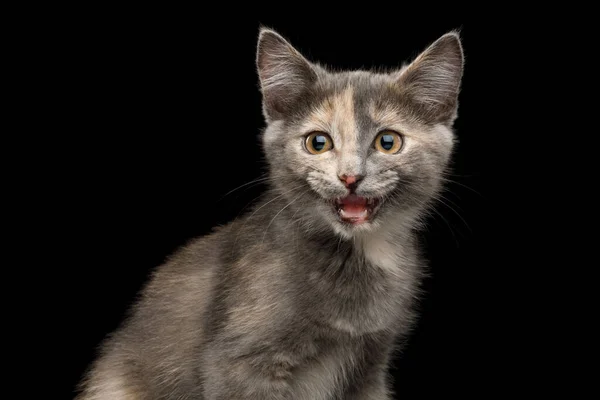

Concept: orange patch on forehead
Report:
left=304, top=86, right=358, bottom=147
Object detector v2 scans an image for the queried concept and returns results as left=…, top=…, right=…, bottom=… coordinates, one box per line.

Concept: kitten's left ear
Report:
left=396, top=31, right=464, bottom=125
left=256, top=28, right=317, bottom=121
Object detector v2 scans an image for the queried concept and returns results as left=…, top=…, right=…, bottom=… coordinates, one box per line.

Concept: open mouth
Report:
left=333, top=194, right=381, bottom=224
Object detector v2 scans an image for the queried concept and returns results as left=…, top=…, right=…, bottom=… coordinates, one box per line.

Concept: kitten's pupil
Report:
left=312, top=135, right=327, bottom=151
left=380, top=134, right=395, bottom=151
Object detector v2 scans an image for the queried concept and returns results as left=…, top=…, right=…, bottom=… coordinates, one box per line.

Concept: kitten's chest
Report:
left=277, top=335, right=369, bottom=400
left=278, top=330, right=389, bottom=400
left=301, top=233, right=418, bottom=335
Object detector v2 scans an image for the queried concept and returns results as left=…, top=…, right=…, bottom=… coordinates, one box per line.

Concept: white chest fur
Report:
left=361, top=233, right=401, bottom=272
left=359, top=222, right=413, bottom=277
left=327, top=223, right=417, bottom=335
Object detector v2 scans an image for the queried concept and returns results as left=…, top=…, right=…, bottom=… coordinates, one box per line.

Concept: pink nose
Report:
left=339, top=174, right=362, bottom=188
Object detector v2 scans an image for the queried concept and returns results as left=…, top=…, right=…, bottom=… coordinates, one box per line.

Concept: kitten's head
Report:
left=256, top=28, right=464, bottom=239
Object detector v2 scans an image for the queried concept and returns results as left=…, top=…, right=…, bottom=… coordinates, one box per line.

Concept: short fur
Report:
left=76, top=28, right=464, bottom=399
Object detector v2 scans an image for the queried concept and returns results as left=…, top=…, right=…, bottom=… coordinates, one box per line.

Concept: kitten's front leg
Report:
left=344, top=371, right=392, bottom=400
left=341, top=331, right=395, bottom=400
left=202, top=346, right=294, bottom=400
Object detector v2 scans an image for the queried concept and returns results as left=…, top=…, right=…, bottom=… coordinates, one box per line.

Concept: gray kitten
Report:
left=76, top=28, right=464, bottom=399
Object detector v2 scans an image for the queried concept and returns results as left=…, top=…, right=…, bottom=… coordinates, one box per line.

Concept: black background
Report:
left=41, top=12, right=565, bottom=399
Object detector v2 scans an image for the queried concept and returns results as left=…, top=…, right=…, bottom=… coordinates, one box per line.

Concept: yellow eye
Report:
left=305, top=132, right=333, bottom=154
left=374, top=130, right=403, bottom=154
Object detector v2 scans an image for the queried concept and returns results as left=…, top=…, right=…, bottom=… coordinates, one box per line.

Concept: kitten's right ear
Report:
left=256, top=28, right=317, bottom=121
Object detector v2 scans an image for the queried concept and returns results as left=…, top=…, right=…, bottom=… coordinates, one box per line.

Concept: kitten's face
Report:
left=257, top=29, right=463, bottom=238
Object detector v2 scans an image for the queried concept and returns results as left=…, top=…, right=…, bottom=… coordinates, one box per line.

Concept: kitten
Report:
left=76, top=28, right=464, bottom=400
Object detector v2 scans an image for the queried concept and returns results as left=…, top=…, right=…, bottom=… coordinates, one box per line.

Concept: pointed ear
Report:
left=396, top=32, right=464, bottom=124
left=256, top=28, right=317, bottom=121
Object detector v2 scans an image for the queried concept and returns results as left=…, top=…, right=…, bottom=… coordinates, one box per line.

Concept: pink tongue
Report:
left=339, top=195, right=368, bottom=218
left=341, top=204, right=367, bottom=217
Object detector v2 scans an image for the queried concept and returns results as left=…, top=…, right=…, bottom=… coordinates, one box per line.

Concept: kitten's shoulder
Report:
left=153, top=223, right=232, bottom=276
left=114, top=225, right=232, bottom=344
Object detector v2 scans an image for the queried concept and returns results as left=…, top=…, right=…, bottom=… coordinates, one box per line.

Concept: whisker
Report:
left=261, top=189, right=309, bottom=244
left=218, top=175, right=270, bottom=201
left=440, top=171, right=478, bottom=178
left=247, top=185, right=306, bottom=221
left=231, top=193, right=265, bottom=222
left=434, top=191, right=465, bottom=212
left=434, top=196, right=472, bottom=233
left=439, top=177, right=483, bottom=197
left=425, top=205, right=460, bottom=248
left=233, top=185, right=307, bottom=248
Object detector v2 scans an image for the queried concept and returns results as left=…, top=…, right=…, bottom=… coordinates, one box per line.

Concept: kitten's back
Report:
left=76, top=227, right=225, bottom=399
